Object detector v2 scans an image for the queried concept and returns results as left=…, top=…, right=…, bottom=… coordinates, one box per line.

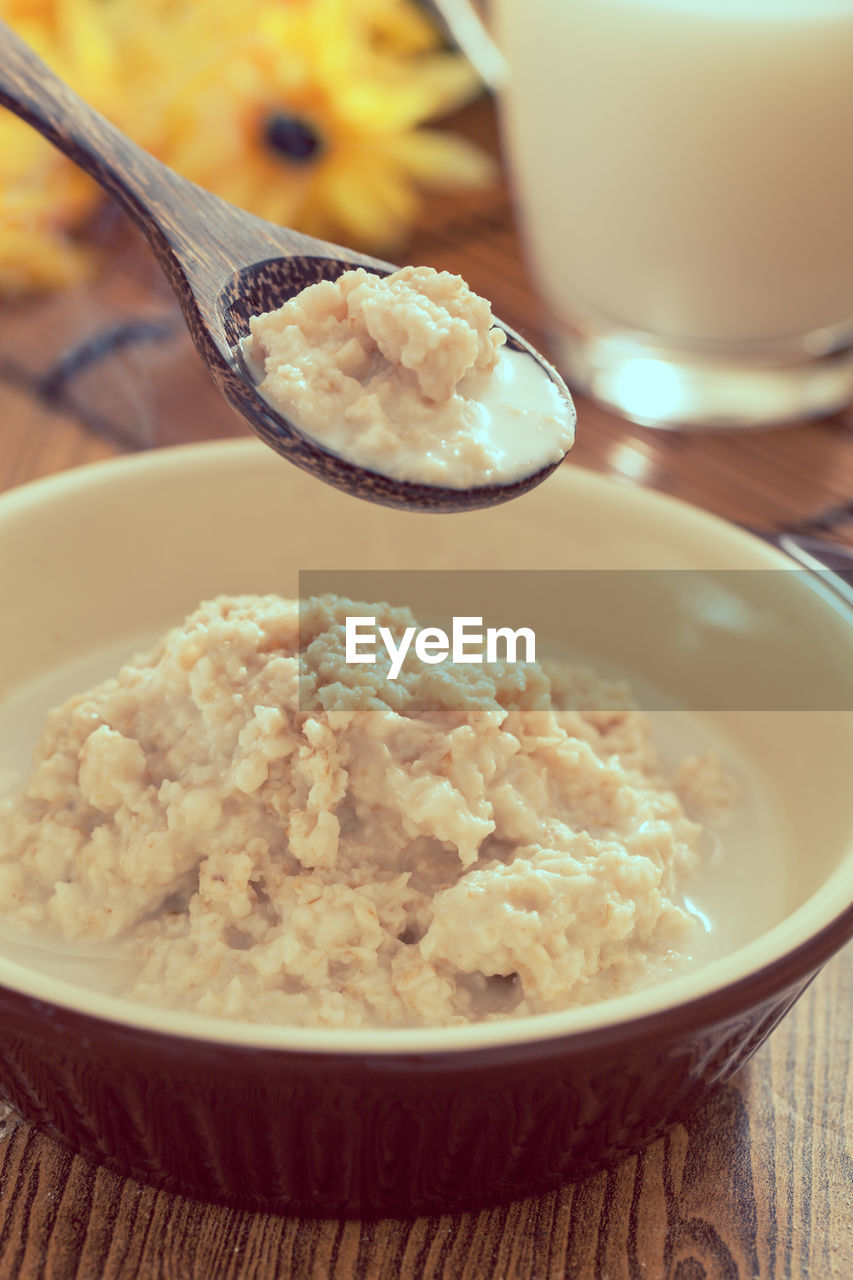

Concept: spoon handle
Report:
left=0, top=20, right=317, bottom=317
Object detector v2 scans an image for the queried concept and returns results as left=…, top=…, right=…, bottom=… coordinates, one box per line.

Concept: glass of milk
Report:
left=488, top=0, right=853, bottom=429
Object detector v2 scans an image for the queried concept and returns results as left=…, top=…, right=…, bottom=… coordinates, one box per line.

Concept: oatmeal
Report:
left=244, top=265, right=575, bottom=487
left=0, top=595, right=727, bottom=1028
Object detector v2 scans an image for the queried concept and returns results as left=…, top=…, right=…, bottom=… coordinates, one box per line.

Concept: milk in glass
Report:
left=494, top=0, right=853, bottom=424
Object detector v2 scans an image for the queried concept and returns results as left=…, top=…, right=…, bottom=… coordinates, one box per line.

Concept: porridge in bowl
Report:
left=0, top=443, right=847, bottom=1216
left=0, top=593, right=735, bottom=1029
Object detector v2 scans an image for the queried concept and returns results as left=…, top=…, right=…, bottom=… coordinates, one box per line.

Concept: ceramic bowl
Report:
left=0, top=440, right=850, bottom=1217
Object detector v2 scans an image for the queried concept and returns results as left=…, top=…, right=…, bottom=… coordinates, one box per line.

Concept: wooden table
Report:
left=0, top=98, right=850, bottom=1279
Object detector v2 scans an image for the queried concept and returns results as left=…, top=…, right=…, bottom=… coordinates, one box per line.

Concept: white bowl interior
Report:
left=0, top=440, right=851, bottom=1051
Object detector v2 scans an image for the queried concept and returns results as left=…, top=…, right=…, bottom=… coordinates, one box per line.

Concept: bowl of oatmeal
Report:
left=0, top=439, right=850, bottom=1216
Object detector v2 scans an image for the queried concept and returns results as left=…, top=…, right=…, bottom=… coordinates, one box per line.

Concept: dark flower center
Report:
left=264, top=113, right=324, bottom=163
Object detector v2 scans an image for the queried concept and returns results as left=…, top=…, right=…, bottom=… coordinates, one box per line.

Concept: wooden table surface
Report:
left=0, top=97, right=851, bottom=1280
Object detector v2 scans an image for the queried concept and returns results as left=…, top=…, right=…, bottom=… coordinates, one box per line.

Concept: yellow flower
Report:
left=0, top=130, right=94, bottom=294
left=128, top=0, right=494, bottom=251
left=0, top=0, right=494, bottom=296
left=0, top=0, right=119, bottom=295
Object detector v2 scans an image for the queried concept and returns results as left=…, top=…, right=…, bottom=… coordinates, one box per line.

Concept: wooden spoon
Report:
left=0, top=20, right=574, bottom=513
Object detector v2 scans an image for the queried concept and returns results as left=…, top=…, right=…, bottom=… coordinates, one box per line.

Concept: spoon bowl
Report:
left=0, top=20, right=572, bottom=512
left=217, top=253, right=568, bottom=510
